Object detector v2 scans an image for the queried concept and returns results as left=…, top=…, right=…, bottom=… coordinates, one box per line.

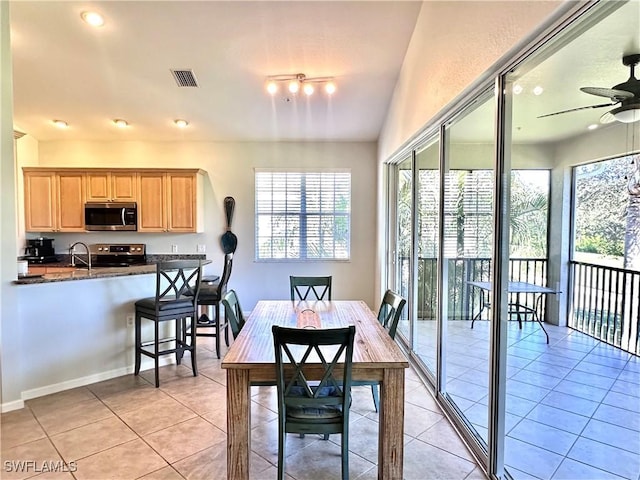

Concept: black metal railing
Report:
left=399, top=257, right=548, bottom=321
left=570, top=261, right=640, bottom=355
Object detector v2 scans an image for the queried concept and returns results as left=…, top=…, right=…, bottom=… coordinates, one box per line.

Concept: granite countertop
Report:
left=13, top=255, right=208, bottom=285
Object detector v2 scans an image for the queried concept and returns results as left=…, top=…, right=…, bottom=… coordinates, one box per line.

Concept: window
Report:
left=255, top=170, right=351, bottom=260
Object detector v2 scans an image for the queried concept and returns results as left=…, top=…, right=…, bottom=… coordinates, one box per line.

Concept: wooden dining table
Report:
left=221, top=300, right=409, bottom=479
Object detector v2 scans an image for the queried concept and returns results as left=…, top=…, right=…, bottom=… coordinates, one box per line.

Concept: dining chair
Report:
left=354, top=289, right=406, bottom=412
left=194, top=253, right=233, bottom=358
left=272, top=325, right=355, bottom=480
left=289, top=275, right=332, bottom=300
left=134, top=259, right=202, bottom=387
left=221, top=289, right=245, bottom=340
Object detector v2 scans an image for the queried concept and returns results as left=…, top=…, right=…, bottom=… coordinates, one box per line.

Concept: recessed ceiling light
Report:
left=52, top=120, right=68, bottom=129
left=113, top=119, right=129, bottom=128
left=588, top=124, right=599, bottom=130
left=81, top=11, right=105, bottom=27
left=533, top=86, right=544, bottom=96
left=174, top=119, right=189, bottom=128
left=513, top=84, right=523, bottom=95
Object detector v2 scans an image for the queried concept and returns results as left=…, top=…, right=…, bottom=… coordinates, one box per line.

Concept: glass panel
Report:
left=395, top=155, right=413, bottom=341
left=442, top=94, right=495, bottom=446
left=503, top=2, right=639, bottom=479
left=415, top=138, right=440, bottom=374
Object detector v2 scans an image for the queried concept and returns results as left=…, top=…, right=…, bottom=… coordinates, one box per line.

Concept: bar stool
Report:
left=195, top=253, right=233, bottom=358
left=134, top=260, right=202, bottom=387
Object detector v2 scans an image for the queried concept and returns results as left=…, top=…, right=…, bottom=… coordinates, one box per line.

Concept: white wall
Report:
left=0, top=140, right=378, bottom=408
left=1, top=0, right=21, bottom=408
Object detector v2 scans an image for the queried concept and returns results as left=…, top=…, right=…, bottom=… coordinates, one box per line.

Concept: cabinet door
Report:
left=138, top=173, right=166, bottom=232
left=86, top=173, right=110, bottom=202
left=112, top=172, right=137, bottom=201
left=24, top=172, right=57, bottom=232
left=167, top=173, right=196, bottom=232
left=57, top=172, right=86, bottom=231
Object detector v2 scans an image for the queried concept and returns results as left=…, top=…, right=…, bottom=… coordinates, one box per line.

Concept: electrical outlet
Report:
left=197, top=244, right=206, bottom=253
left=126, top=314, right=134, bottom=327
left=171, top=244, right=178, bottom=253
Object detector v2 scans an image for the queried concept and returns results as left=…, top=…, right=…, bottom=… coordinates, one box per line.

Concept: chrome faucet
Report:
left=69, top=242, right=92, bottom=271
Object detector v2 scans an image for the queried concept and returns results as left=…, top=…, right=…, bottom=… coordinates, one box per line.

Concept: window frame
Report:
left=254, top=168, right=352, bottom=262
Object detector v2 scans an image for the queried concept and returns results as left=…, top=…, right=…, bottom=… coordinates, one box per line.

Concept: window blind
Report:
left=255, top=171, right=351, bottom=260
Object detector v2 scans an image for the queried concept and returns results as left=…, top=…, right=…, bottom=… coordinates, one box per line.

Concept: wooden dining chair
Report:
left=221, top=289, right=245, bottom=340
left=354, top=289, right=406, bottom=412
left=194, top=253, right=233, bottom=358
left=272, top=325, right=355, bottom=480
left=289, top=275, right=332, bottom=301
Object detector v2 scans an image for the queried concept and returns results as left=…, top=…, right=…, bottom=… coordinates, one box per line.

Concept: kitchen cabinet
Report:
left=137, top=170, right=203, bottom=232
left=24, top=170, right=85, bottom=232
left=86, top=172, right=137, bottom=202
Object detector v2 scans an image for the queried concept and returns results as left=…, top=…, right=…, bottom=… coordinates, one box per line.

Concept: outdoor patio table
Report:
left=468, top=281, right=560, bottom=343
left=222, top=299, right=409, bottom=479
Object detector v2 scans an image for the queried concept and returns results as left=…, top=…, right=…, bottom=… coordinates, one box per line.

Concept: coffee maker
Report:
left=24, top=237, right=58, bottom=264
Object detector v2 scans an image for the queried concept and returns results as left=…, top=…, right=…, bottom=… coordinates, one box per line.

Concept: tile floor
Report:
left=407, top=320, right=640, bottom=480
left=1, top=335, right=484, bottom=480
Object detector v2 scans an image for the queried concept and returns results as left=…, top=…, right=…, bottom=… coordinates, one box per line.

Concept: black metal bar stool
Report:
left=134, top=260, right=202, bottom=387
left=195, top=253, right=233, bottom=358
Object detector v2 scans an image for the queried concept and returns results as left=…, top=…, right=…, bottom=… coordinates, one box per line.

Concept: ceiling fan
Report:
left=538, top=53, right=640, bottom=124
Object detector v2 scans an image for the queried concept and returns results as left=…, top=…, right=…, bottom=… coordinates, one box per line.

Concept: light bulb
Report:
left=52, top=120, right=68, bottom=129
left=303, top=83, right=314, bottom=96
left=174, top=119, right=189, bottom=128
left=513, top=84, right=523, bottom=95
left=113, top=119, right=129, bottom=128
left=288, top=80, right=300, bottom=94
left=81, top=11, right=105, bottom=27
left=266, top=81, right=278, bottom=95
left=533, top=86, right=544, bottom=96
left=325, top=81, right=336, bottom=95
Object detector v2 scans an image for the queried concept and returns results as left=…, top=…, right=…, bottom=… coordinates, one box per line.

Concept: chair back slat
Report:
left=289, top=276, right=332, bottom=301
left=216, top=253, right=234, bottom=296
left=155, top=260, right=203, bottom=312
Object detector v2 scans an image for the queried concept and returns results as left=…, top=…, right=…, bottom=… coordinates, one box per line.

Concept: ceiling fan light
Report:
left=611, top=104, right=640, bottom=123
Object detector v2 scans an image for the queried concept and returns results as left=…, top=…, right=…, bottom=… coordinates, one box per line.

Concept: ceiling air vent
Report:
left=170, top=69, right=198, bottom=87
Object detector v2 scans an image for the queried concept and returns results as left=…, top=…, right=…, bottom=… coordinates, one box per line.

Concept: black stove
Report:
left=90, top=243, right=147, bottom=268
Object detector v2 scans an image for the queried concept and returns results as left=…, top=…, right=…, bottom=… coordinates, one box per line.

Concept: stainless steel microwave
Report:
left=84, top=202, right=137, bottom=231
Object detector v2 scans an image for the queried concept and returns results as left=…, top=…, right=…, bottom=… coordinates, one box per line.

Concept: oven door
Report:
left=85, top=203, right=137, bottom=231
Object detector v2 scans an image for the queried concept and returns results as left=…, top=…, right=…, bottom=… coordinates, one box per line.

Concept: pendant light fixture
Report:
left=266, top=73, right=336, bottom=97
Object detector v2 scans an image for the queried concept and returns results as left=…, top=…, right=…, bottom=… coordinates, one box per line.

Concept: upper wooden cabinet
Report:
left=24, top=170, right=86, bottom=232
left=24, top=168, right=204, bottom=233
left=138, top=171, right=203, bottom=233
left=86, top=172, right=137, bottom=202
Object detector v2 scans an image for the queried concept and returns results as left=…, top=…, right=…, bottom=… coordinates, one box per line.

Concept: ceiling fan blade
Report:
left=537, top=102, right=614, bottom=119
left=580, top=86, right=634, bottom=100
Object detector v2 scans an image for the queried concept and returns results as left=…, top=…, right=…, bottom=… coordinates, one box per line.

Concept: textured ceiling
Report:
left=9, top=1, right=640, bottom=145
left=10, top=1, right=421, bottom=142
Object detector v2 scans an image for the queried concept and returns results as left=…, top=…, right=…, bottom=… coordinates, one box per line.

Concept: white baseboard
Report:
left=1, top=357, right=176, bottom=413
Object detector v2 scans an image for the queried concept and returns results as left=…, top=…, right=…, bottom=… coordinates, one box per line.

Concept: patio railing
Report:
left=400, top=257, right=548, bottom=320
left=400, top=256, right=639, bottom=355
left=570, top=261, right=640, bottom=355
